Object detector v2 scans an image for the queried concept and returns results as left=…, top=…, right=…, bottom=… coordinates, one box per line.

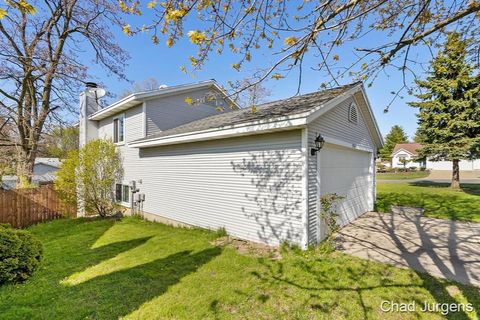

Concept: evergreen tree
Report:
left=409, top=32, right=480, bottom=189
left=412, top=128, right=427, bottom=144
left=379, top=125, right=409, bottom=161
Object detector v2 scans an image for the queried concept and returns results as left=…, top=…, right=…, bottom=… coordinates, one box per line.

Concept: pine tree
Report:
left=409, top=32, right=480, bottom=189
left=379, top=125, right=409, bottom=161
left=412, top=128, right=427, bottom=143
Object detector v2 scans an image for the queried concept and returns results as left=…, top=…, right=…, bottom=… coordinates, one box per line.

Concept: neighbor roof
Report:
left=392, top=143, right=423, bottom=156
left=131, top=82, right=360, bottom=145
left=35, top=158, right=61, bottom=168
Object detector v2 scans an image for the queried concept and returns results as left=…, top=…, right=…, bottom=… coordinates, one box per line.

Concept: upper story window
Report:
left=113, top=114, right=125, bottom=143
left=348, top=103, right=358, bottom=124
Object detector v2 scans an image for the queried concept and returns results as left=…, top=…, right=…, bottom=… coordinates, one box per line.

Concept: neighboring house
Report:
left=392, top=143, right=480, bottom=170
left=1, top=158, right=61, bottom=189
left=391, top=143, right=425, bottom=169
left=78, top=80, right=383, bottom=248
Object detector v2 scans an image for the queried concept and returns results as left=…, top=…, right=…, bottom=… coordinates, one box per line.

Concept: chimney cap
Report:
left=86, top=82, right=98, bottom=89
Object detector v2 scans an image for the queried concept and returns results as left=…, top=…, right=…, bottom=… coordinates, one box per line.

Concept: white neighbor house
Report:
left=391, top=143, right=425, bottom=169
left=391, top=143, right=480, bottom=170
left=78, top=80, right=383, bottom=248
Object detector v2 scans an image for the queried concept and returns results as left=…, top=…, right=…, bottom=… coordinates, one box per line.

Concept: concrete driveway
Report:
left=333, top=209, right=480, bottom=286
left=425, top=170, right=480, bottom=184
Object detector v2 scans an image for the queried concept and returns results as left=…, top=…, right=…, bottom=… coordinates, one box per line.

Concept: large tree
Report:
left=409, top=32, right=480, bottom=189
left=0, top=0, right=128, bottom=187
left=118, top=77, right=160, bottom=99
left=40, top=126, right=79, bottom=159
left=0, top=116, right=15, bottom=178
left=122, top=0, right=480, bottom=101
left=379, top=125, right=408, bottom=161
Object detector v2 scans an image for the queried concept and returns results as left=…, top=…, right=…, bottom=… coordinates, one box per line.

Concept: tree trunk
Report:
left=16, top=149, right=36, bottom=188
left=451, top=159, right=460, bottom=189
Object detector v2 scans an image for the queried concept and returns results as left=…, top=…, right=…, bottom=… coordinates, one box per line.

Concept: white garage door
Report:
left=319, top=144, right=374, bottom=228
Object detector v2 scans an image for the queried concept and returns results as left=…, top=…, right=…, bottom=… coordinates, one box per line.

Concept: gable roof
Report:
left=89, top=80, right=238, bottom=121
left=129, top=82, right=383, bottom=149
left=392, top=143, right=422, bottom=156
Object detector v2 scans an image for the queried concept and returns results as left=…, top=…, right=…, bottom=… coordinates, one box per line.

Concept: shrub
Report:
left=56, top=139, right=123, bottom=217
left=0, top=224, right=43, bottom=284
left=214, top=227, right=228, bottom=238
left=319, top=193, right=344, bottom=240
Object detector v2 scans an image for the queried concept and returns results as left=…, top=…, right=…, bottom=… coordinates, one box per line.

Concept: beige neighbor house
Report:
left=78, top=80, right=383, bottom=248
left=392, top=143, right=480, bottom=171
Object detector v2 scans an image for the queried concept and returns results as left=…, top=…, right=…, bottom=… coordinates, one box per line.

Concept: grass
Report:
left=377, top=171, right=430, bottom=180
left=0, top=217, right=478, bottom=319
left=376, top=182, right=480, bottom=222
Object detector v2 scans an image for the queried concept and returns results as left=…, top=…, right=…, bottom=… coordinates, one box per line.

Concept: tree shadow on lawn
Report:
left=249, top=253, right=479, bottom=320
left=410, top=181, right=480, bottom=195
left=0, top=218, right=222, bottom=320
left=375, top=184, right=480, bottom=221
left=67, top=247, right=221, bottom=319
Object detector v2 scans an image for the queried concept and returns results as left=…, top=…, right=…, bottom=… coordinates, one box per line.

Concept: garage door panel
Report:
left=320, top=144, right=373, bottom=229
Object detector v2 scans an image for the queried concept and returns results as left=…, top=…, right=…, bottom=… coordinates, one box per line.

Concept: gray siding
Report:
left=306, top=97, right=375, bottom=245
left=96, top=105, right=304, bottom=245
left=129, top=130, right=303, bottom=246
left=145, top=88, right=232, bottom=136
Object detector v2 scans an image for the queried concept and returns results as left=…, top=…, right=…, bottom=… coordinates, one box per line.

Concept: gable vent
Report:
left=348, top=103, right=358, bottom=124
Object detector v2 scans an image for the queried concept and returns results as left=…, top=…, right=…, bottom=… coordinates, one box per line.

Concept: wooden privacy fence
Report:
left=0, top=185, right=76, bottom=228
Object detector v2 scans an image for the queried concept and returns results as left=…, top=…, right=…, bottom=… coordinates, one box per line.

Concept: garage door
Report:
left=319, top=143, right=374, bottom=228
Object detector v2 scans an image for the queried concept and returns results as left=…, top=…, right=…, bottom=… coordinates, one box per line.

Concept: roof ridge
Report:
left=253, top=82, right=360, bottom=109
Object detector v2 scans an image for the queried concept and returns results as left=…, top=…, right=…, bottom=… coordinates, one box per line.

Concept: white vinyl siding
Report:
left=306, top=97, right=375, bottom=245
left=124, top=130, right=303, bottom=246
left=145, top=88, right=232, bottom=136
left=318, top=145, right=373, bottom=239
left=93, top=90, right=380, bottom=247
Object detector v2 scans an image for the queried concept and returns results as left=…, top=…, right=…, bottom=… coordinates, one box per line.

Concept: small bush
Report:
left=0, top=224, right=43, bottom=284
left=214, top=227, right=228, bottom=238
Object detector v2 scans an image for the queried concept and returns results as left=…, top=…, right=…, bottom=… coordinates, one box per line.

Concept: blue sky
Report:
left=88, top=7, right=438, bottom=140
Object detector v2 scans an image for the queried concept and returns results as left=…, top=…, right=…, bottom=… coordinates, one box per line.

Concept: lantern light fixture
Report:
left=311, top=133, right=325, bottom=156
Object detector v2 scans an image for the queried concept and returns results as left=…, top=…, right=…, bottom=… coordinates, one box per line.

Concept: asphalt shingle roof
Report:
left=133, top=82, right=360, bottom=143
left=392, top=143, right=423, bottom=156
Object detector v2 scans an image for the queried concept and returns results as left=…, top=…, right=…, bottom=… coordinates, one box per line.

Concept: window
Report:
left=348, top=103, right=358, bottom=124
left=122, top=185, right=130, bottom=203
left=115, top=184, right=122, bottom=202
left=113, top=114, right=125, bottom=143
left=115, top=183, right=130, bottom=204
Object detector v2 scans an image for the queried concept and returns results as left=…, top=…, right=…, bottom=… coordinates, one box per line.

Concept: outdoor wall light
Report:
left=311, top=134, right=325, bottom=156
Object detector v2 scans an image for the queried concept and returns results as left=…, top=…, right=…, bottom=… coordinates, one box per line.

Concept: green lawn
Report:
left=377, top=171, right=430, bottom=180
left=0, top=217, right=478, bottom=319
left=376, top=182, right=480, bottom=222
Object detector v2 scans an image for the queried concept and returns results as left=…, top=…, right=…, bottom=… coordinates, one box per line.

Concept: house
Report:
left=391, top=143, right=425, bottom=169
left=392, top=143, right=480, bottom=170
left=1, top=158, right=61, bottom=189
left=78, top=80, right=383, bottom=248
